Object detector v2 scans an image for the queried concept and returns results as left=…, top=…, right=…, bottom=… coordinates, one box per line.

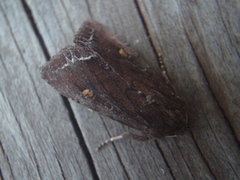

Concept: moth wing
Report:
left=73, top=21, right=187, bottom=137
left=73, top=21, right=149, bottom=70
left=40, top=45, right=148, bottom=131
left=41, top=21, right=187, bottom=138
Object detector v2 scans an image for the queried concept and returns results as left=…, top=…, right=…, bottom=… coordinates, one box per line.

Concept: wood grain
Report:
left=1, top=0, right=239, bottom=180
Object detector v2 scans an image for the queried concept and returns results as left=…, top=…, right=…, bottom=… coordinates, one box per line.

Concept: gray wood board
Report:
left=0, top=0, right=239, bottom=180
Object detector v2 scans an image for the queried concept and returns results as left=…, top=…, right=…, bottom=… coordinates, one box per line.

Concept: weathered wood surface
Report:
left=0, top=0, right=239, bottom=180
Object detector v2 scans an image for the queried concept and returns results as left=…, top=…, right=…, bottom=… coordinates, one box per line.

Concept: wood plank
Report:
left=138, top=0, right=240, bottom=179
left=26, top=0, right=215, bottom=179
left=179, top=0, right=240, bottom=140
left=26, top=0, right=176, bottom=179
left=1, top=0, right=239, bottom=179
left=0, top=1, right=94, bottom=179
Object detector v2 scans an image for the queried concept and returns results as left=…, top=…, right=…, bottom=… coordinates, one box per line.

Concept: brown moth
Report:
left=40, top=21, right=188, bottom=149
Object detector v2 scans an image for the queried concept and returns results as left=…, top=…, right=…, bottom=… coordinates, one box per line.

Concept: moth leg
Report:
left=96, top=133, right=149, bottom=150
left=122, top=133, right=150, bottom=141
left=96, top=134, right=124, bottom=150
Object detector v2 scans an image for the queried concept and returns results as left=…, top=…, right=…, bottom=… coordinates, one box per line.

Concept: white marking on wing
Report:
left=56, top=50, right=97, bottom=71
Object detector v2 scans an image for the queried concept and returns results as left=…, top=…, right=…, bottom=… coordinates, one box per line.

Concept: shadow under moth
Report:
left=40, top=21, right=188, bottom=150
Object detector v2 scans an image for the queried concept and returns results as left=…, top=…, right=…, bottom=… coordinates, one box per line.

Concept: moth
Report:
left=40, top=21, right=188, bottom=149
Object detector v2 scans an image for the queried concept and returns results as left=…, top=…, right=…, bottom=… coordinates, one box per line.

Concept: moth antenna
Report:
left=158, top=52, right=170, bottom=83
left=96, top=134, right=124, bottom=151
